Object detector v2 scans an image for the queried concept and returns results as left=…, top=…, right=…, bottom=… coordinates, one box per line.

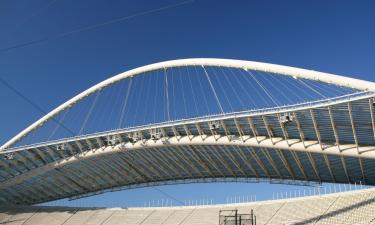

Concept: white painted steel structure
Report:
left=1, top=58, right=375, bottom=205
left=2, top=58, right=375, bottom=150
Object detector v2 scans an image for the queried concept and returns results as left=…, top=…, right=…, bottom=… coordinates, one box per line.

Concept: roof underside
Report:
left=1, top=96, right=375, bottom=205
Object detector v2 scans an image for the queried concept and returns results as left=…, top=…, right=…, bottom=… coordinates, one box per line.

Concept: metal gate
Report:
left=219, top=209, right=256, bottom=225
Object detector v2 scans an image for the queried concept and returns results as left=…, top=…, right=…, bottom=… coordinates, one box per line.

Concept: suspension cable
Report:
left=245, top=70, right=280, bottom=107
left=164, top=69, right=171, bottom=121
left=118, top=78, right=133, bottom=128
left=202, top=65, right=224, bottom=114
left=298, top=79, right=326, bottom=98
left=79, top=91, right=100, bottom=134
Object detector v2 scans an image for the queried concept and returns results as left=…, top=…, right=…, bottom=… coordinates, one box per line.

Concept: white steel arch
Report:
left=2, top=58, right=375, bottom=150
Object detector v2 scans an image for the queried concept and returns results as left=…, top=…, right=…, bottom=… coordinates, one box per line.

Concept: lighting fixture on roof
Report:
left=150, top=129, right=163, bottom=140
left=4, top=153, right=15, bottom=160
left=208, top=121, right=221, bottom=131
left=56, top=144, right=66, bottom=151
left=106, top=135, right=119, bottom=146
left=280, top=113, right=294, bottom=125
left=128, top=132, right=141, bottom=143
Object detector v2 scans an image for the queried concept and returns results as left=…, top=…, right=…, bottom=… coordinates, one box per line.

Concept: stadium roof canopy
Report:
left=1, top=58, right=375, bottom=205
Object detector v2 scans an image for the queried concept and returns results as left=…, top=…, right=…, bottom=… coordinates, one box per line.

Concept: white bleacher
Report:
left=253, top=202, right=285, bottom=224
left=180, top=208, right=219, bottom=225
left=266, top=196, right=336, bottom=224
left=137, top=209, right=174, bottom=225
left=102, top=209, right=153, bottom=225
left=160, top=208, right=193, bottom=225
left=314, top=189, right=375, bottom=225
left=80, top=209, right=116, bottom=225
left=0, top=207, right=39, bottom=225
left=62, top=208, right=100, bottom=225
left=0, top=210, right=13, bottom=223
left=0, top=188, right=374, bottom=225
left=21, top=207, right=77, bottom=225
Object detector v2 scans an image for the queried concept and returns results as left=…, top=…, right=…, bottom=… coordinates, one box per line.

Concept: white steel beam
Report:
left=306, top=152, right=321, bottom=182
left=248, top=117, right=260, bottom=143
left=247, top=147, right=271, bottom=179
left=348, top=102, right=366, bottom=182
left=234, top=146, right=260, bottom=178
left=234, top=118, right=244, bottom=142
left=262, top=116, right=275, bottom=145
left=260, top=148, right=283, bottom=179
left=369, top=98, right=375, bottom=141
left=174, top=145, right=205, bottom=177
left=160, top=147, right=193, bottom=177
left=208, top=145, right=236, bottom=177
left=293, top=112, right=306, bottom=148
left=310, top=109, right=323, bottom=150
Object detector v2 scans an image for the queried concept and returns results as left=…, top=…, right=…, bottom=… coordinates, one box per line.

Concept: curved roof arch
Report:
left=2, top=58, right=375, bottom=150
left=1, top=59, right=375, bottom=205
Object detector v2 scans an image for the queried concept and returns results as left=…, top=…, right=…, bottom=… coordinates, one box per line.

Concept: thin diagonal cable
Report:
left=298, top=79, right=327, bottom=98
left=170, top=69, right=176, bottom=119
left=228, top=68, right=257, bottom=108
left=238, top=69, right=270, bottom=107
left=202, top=66, right=224, bottom=114
left=164, top=69, right=171, bottom=121
left=79, top=91, right=100, bottom=135
left=178, top=67, right=189, bottom=118
left=219, top=67, right=246, bottom=110
left=131, top=75, right=146, bottom=126
left=209, top=67, right=233, bottom=112
left=301, top=80, right=333, bottom=97
left=194, top=66, right=210, bottom=115
left=60, top=96, right=88, bottom=134
left=276, top=75, right=310, bottom=102
left=239, top=69, right=273, bottom=106
left=103, top=81, right=127, bottom=130
left=186, top=66, right=199, bottom=116
left=323, top=83, right=349, bottom=95
left=118, top=78, right=133, bottom=128
left=279, top=76, right=316, bottom=100
left=82, top=88, right=105, bottom=132
left=95, top=84, right=118, bottom=131
left=0, top=76, right=75, bottom=137
left=307, top=80, right=348, bottom=97
left=259, top=71, right=294, bottom=104
left=245, top=70, right=280, bottom=107
left=152, top=71, right=165, bottom=123
left=152, top=187, right=185, bottom=206
left=142, top=73, right=153, bottom=124
left=152, top=72, right=161, bottom=123
left=96, top=83, right=118, bottom=130
left=47, top=109, right=69, bottom=141
left=334, top=85, right=356, bottom=95
left=0, top=0, right=194, bottom=53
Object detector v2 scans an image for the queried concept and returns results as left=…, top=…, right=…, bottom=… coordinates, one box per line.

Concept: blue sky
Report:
left=1, top=0, right=375, bottom=207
